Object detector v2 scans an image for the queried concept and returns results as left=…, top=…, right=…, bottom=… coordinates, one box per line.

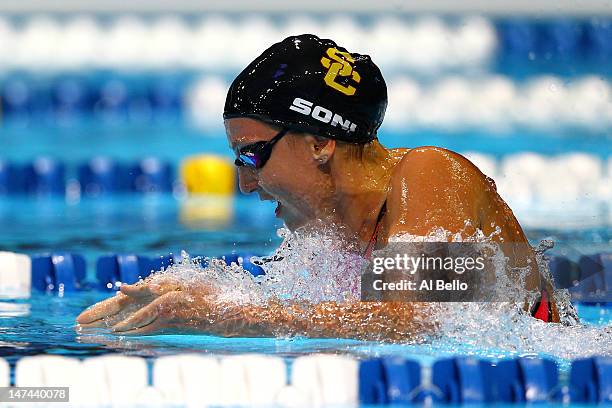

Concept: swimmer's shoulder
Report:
left=383, top=146, right=490, bottom=236
left=389, top=146, right=488, bottom=185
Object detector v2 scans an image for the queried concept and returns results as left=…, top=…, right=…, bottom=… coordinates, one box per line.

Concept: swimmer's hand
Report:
left=76, top=275, right=432, bottom=340
left=76, top=275, right=214, bottom=335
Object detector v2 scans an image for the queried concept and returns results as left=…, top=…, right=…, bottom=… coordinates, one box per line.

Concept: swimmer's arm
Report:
left=205, top=300, right=431, bottom=341
left=77, top=279, right=431, bottom=340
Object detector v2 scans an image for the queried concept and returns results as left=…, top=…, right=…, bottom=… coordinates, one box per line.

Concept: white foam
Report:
left=391, top=230, right=610, bottom=359
left=152, top=223, right=609, bottom=360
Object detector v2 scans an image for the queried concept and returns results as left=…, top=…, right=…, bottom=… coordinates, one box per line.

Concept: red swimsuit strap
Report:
left=364, top=201, right=387, bottom=259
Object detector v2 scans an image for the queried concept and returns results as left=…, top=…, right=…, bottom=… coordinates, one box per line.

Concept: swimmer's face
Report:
left=225, top=118, right=330, bottom=230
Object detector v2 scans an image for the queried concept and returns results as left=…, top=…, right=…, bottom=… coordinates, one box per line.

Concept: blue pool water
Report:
left=0, top=193, right=610, bottom=370
left=0, top=123, right=610, bottom=392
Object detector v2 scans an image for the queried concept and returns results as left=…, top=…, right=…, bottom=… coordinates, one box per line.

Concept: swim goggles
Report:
left=234, top=128, right=290, bottom=169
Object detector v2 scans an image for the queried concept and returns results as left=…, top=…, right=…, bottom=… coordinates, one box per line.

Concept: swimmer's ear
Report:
left=304, top=134, right=335, bottom=164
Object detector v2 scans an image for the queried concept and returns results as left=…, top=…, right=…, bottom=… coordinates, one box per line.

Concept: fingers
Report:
left=76, top=319, right=109, bottom=329
left=119, top=283, right=161, bottom=299
left=111, top=291, right=179, bottom=334
left=77, top=275, right=186, bottom=329
left=110, top=324, right=159, bottom=336
left=120, top=276, right=182, bottom=298
left=111, top=304, right=158, bottom=333
left=76, top=292, right=131, bottom=325
left=77, top=301, right=147, bottom=329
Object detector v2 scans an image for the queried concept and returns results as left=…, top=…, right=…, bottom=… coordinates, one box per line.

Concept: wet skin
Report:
left=76, top=118, right=558, bottom=338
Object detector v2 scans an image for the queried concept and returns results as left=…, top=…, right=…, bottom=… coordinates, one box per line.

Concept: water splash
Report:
left=390, top=228, right=611, bottom=359
left=159, top=222, right=366, bottom=306
left=154, top=223, right=610, bottom=359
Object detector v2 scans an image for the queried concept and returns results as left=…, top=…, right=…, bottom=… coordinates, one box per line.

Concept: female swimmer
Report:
left=77, top=35, right=558, bottom=339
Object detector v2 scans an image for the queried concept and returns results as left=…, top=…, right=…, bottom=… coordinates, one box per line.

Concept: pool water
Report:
left=0, top=288, right=609, bottom=387
left=0, top=195, right=281, bottom=259
left=0, top=193, right=610, bottom=371
left=1, top=289, right=609, bottom=364
left=0, top=122, right=610, bottom=399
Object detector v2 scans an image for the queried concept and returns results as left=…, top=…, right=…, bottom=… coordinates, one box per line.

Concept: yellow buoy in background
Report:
left=180, top=154, right=236, bottom=196
left=179, top=155, right=236, bottom=227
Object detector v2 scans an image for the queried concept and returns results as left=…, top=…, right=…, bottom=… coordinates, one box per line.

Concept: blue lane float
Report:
left=150, top=254, right=175, bottom=273
left=128, top=158, right=174, bottom=193
left=431, top=357, right=495, bottom=404
left=1, top=74, right=188, bottom=121
left=357, top=357, right=609, bottom=405
left=78, top=157, right=127, bottom=196
left=495, top=357, right=559, bottom=403
left=3, top=354, right=612, bottom=406
left=587, top=19, right=612, bottom=60
left=51, top=77, right=93, bottom=115
left=0, top=160, right=44, bottom=195
left=497, top=18, right=612, bottom=60
left=359, top=357, right=421, bottom=405
left=570, top=356, right=612, bottom=403
left=548, top=255, right=581, bottom=289
left=31, top=253, right=86, bottom=292
left=27, top=251, right=267, bottom=292
left=497, top=19, right=538, bottom=57
left=79, top=157, right=175, bottom=195
left=359, top=359, right=388, bottom=404
left=149, top=77, right=184, bottom=116
left=23, top=157, right=66, bottom=196
left=96, top=254, right=158, bottom=290
left=22, top=251, right=612, bottom=301
left=0, top=160, right=22, bottom=195
left=0, top=158, right=176, bottom=197
left=539, top=19, right=583, bottom=60
left=1, top=78, right=33, bottom=117
left=94, top=78, right=130, bottom=122
left=571, top=253, right=612, bottom=303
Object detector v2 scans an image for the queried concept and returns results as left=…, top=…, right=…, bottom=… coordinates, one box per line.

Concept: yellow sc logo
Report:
left=320, top=47, right=361, bottom=96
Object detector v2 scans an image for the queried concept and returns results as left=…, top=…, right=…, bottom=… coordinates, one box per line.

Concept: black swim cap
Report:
left=224, top=34, right=387, bottom=144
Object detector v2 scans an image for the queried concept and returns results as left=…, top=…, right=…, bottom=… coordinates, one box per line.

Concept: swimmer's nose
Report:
left=238, top=167, right=259, bottom=194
